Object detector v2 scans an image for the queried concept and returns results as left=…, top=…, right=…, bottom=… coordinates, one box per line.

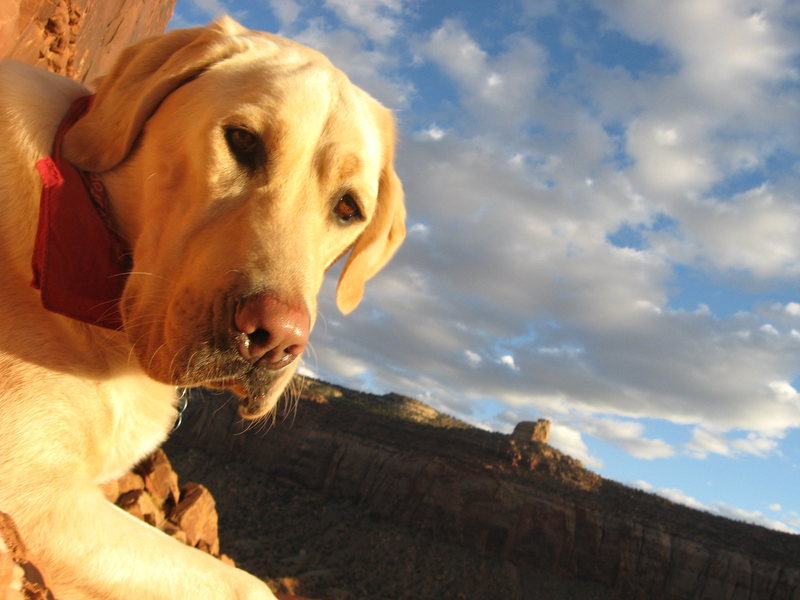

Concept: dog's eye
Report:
left=333, top=194, right=363, bottom=224
left=224, top=127, right=263, bottom=169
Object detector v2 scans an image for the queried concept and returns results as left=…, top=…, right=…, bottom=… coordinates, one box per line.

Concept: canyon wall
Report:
left=169, top=386, right=800, bottom=600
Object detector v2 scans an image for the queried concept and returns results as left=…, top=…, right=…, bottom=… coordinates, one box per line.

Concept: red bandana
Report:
left=31, top=95, right=132, bottom=330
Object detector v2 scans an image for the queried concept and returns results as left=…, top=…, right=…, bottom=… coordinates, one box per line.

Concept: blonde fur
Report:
left=0, top=17, right=404, bottom=600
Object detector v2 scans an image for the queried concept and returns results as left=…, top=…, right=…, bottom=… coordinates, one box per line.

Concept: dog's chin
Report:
left=212, top=372, right=294, bottom=419
left=131, top=339, right=297, bottom=420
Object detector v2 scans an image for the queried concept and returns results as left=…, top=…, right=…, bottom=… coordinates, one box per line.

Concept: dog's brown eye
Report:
left=333, top=194, right=363, bottom=223
left=224, top=127, right=263, bottom=170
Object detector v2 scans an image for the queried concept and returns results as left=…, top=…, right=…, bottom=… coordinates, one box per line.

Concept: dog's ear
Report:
left=63, top=16, right=250, bottom=172
left=336, top=116, right=406, bottom=315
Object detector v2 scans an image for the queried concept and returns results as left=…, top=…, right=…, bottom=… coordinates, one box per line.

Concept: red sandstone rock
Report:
left=116, top=470, right=146, bottom=496
left=136, top=447, right=180, bottom=507
left=0, top=512, right=54, bottom=600
left=117, top=488, right=165, bottom=528
left=512, top=418, right=551, bottom=443
left=100, top=451, right=224, bottom=560
left=171, top=482, right=220, bottom=556
left=1, top=0, right=176, bottom=83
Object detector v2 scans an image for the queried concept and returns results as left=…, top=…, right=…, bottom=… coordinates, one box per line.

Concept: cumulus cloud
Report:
left=267, top=0, right=301, bottom=29
left=579, top=0, right=800, bottom=285
left=414, top=20, right=547, bottom=130
left=284, top=20, right=412, bottom=108
left=324, top=0, right=404, bottom=43
left=464, top=350, right=482, bottom=367
left=189, top=0, right=229, bottom=18
left=686, top=427, right=783, bottom=459
left=594, top=0, right=798, bottom=105
left=549, top=423, right=603, bottom=469
left=631, top=482, right=798, bottom=534
left=713, top=503, right=798, bottom=535
left=499, top=355, right=518, bottom=371
left=581, top=417, right=675, bottom=459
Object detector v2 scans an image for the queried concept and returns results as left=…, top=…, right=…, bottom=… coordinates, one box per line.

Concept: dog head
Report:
left=63, top=17, right=406, bottom=417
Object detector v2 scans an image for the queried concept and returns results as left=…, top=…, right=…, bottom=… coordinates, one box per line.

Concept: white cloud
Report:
left=415, top=20, right=547, bottom=130
left=659, top=487, right=708, bottom=511
left=685, top=428, right=732, bottom=459
left=296, top=364, right=318, bottom=379
left=549, top=424, right=603, bottom=469
left=712, top=503, right=798, bottom=534
left=649, top=187, right=800, bottom=279
left=315, top=351, right=370, bottom=381
left=415, top=19, right=487, bottom=85
left=730, top=433, right=780, bottom=457
left=284, top=19, right=413, bottom=108
left=324, top=0, right=404, bottom=43
left=594, top=0, right=798, bottom=105
left=630, top=482, right=798, bottom=534
left=579, top=0, right=800, bottom=286
left=407, top=222, right=430, bottom=238
left=499, top=354, right=518, bottom=371
left=582, top=417, right=675, bottom=459
left=626, top=115, right=718, bottom=195
left=769, top=503, right=782, bottom=512
left=786, top=303, right=800, bottom=317
left=189, top=0, right=229, bottom=18
left=686, top=427, right=783, bottom=459
left=267, top=0, right=301, bottom=28
left=421, top=124, right=445, bottom=141
left=465, top=350, right=482, bottom=367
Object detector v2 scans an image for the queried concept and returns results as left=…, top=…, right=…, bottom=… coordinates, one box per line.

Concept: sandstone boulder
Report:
left=137, top=447, right=180, bottom=507
left=104, top=449, right=224, bottom=560
left=512, top=419, right=551, bottom=443
left=171, top=482, right=220, bottom=556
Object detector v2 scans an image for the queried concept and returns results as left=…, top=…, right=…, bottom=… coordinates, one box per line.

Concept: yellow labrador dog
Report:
left=0, top=16, right=404, bottom=600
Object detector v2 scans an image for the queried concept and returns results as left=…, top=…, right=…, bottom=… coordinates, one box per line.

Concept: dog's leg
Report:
left=21, top=483, right=277, bottom=600
left=0, top=372, right=277, bottom=600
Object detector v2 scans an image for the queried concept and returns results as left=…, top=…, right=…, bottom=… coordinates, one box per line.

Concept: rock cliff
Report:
left=1, top=0, right=176, bottom=83
left=168, top=380, right=800, bottom=600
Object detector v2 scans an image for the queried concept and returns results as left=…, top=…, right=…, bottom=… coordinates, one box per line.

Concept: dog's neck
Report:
left=31, top=95, right=132, bottom=330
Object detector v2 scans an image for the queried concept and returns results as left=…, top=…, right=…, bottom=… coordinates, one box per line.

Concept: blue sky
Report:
left=170, top=0, right=800, bottom=534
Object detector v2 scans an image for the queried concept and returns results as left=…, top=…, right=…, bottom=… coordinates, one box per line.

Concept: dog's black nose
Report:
left=234, top=294, right=309, bottom=369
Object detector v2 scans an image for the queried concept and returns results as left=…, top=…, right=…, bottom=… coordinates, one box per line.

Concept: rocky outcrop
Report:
left=168, top=382, right=800, bottom=600
left=513, top=419, right=551, bottom=443
left=99, top=448, right=229, bottom=561
left=1, top=0, right=176, bottom=83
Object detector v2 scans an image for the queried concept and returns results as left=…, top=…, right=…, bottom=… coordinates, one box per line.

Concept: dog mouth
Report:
left=171, top=344, right=295, bottom=418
